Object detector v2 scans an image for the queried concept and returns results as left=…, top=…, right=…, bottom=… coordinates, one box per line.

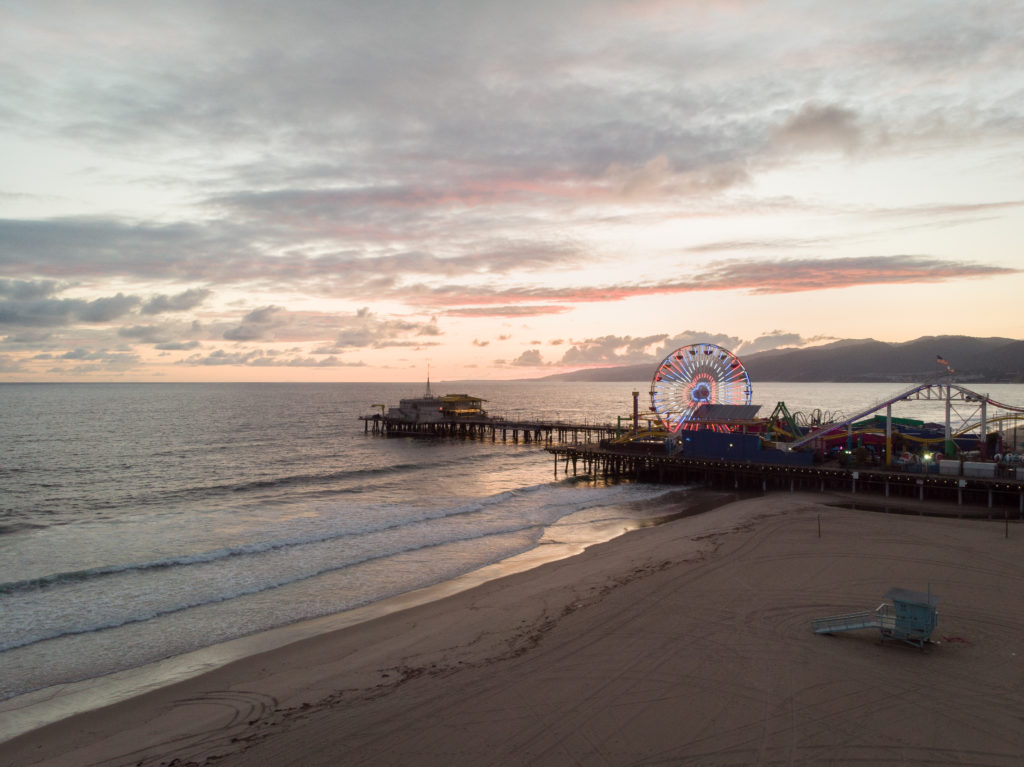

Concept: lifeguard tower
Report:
left=812, top=588, right=939, bottom=648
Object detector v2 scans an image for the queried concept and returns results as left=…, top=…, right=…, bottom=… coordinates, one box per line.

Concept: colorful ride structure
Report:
left=784, top=380, right=1024, bottom=462
left=634, top=344, right=1024, bottom=472
left=650, top=343, right=753, bottom=433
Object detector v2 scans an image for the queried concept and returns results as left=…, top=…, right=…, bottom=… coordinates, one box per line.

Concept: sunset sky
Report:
left=2, top=0, right=1023, bottom=382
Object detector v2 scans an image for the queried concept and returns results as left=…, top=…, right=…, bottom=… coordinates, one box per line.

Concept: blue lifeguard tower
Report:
left=812, top=587, right=939, bottom=648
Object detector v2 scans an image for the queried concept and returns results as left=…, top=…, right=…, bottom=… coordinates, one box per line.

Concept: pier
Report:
left=359, top=360, right=1024, bottom=515
left=545, top=442, right=1024, bottom=515
left=359, top=410, right=1024, bottom=513
left=359, top=413, right=618, bottom=444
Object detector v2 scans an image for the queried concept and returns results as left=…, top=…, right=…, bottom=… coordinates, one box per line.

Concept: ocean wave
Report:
left=0, top=480, right=623, bottom=597
left=30, top=448, right=540, bottom=516
left=1, top=477, right=679, bottom=658
left=0, top=522, right=47, bottom=535
left=0, top=525, right=543, bottom=654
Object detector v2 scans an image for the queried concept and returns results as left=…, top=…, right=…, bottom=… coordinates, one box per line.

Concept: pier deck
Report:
left=545, top=443, right=1024, bottom=515
left=359, top=413, right=618, bottom=444
left=358, top=413, right=1024, bottom=513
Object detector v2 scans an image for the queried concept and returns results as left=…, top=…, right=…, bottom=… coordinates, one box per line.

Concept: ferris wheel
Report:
left=650, top=343, right=752, bottom=432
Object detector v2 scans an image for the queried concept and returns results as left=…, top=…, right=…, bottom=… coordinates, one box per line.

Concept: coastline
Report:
left=4, top=492, right=1024, bottom=766
left=0, top=487, right=734, bottom=746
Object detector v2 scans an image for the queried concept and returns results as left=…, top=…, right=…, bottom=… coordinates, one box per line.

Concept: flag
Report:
left=936, top=355, right=949, bottom=366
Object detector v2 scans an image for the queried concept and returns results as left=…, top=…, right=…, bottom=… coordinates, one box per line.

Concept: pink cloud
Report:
left=403, top=256, right=1016, bottom=309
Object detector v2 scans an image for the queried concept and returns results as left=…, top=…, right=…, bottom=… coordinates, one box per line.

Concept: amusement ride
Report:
left=650, top=343, right=753, bottom=432
left=631, top=342, right=1024, bottom=466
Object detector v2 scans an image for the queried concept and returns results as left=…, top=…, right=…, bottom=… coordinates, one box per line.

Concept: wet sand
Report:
left=3, top=493, right=1024, bottom=766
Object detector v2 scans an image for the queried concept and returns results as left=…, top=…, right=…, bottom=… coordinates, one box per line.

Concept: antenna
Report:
left=425, top=361, right=432, bottom=398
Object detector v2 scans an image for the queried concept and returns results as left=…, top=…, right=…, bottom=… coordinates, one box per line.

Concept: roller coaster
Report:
left=783, top=378, right=1024, bottom=457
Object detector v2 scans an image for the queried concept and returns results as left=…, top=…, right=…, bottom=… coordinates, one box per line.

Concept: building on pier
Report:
left=383, top=374, right=488, bottom=425
left=387, top=392, right=487, bottom=424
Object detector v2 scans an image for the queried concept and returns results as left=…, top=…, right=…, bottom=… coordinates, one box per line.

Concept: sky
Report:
left=2, top=0, right=1023, bottom=383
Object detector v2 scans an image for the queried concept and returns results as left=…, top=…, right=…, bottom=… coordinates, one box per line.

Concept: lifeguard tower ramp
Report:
left=812, top=588, right=939, bottom=648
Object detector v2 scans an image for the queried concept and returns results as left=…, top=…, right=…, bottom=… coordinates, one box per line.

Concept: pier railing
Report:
left=359, top=413, right=619, bottom=444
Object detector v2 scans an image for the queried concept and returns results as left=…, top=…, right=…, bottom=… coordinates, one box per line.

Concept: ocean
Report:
left=2, top=379, right=1023, bottom=735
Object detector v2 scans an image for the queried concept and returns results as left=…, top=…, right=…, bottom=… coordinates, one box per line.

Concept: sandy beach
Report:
left=3, top=492, right=1024, bottom=766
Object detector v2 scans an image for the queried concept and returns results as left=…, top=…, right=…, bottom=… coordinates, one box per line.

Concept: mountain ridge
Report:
left=531, top=335, right=1024, bottom=383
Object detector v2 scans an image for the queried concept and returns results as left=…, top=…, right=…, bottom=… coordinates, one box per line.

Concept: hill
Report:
left=536, top=335, right=1024, bottom=383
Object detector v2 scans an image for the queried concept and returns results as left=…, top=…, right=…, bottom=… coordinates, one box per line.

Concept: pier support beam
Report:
left=981, top=400, right=988, bottom=459
left=885, top=405, right=892, bottom=466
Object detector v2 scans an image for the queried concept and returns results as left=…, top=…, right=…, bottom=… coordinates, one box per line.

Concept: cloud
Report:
left=61, top=348, right=104, bottom=360
left=2, top=329, right=53, bottom=345
left=118, top=324, right=171, bottom=343
left=155, top=340, right=201, bottom=351
left=686, top=201, right=1024, bottom=254
left=52, top=347, right=141, bottom=370
left=404, top=255, right=1017, bottom=310
left=552, top=330, right=827, bottom=367
left=687, top=237, right=823, bottom=254
left=181, top=349, right=263, bottom=366
left=735, top=332, right=834, bottom=355
left=242, top=306, right=283, bottom=324
left=651, top=333, right=745, bottom=361
left=559, top=334, right=670, bottom=366
left=509, top=349, right=544, bottom=367
left=118, top=322, right=202, bottom=350
left=697, top=256, right=1017, bottom=294
left=320, top=308, right=441, bottom=351
left=0, top=214, right=583, bottom=297
left=179, top=349, right=364, bottom=367
left=0, top=218, right=225, bottom=281
left=79, top=293, right=139, bottom=322
left=0, top=290, right=140, bottom=327
left=443, top=305, right=572, bottom=317
left=0, top=354, right=25, bottom=372
left=603, top=156, right=751, bottom=200
left=772, top=103, right=864, bottom=154
left=0, top=279, right=61, bottom=300
left=223, top=305, right=286, bottom=341
left=141, top=288, right=210, bottom=314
